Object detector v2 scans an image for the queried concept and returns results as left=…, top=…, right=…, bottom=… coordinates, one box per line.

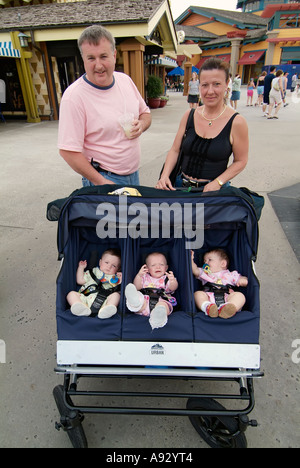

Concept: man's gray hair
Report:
left=78, top=25, right=116, bottom=54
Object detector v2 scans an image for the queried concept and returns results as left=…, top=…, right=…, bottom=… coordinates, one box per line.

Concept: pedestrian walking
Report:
left=262, top=66, right=276, bottom=116
left=267, top=70, right=284, bottom=119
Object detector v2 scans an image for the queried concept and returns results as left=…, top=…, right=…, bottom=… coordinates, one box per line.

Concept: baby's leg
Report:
left=194, top=291, right=218, bottom=318
left=218, top=292, right=246, bottom=319
left=98, top=292, right=120, bottom=319
left=67, top=291, right=81, bottom=306
left=149, top=301, right=169, bottom=330
left=106, top=292, right=121, bottom=307
left=125, top=284, right=148, bottom=314
left=67, top=291, right=91, bottom=317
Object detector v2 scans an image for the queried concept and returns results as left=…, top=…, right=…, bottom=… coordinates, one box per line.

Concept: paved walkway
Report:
left=0, top=87, right=299, bottom=448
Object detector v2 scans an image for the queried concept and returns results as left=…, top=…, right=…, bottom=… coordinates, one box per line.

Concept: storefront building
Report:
left=0, top=0, right=178, bottom=122
left=174, top=1, right=300, bottom=84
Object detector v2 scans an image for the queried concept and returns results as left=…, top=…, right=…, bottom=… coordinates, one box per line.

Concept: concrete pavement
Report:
left=0, top=87, right=299, bottom=448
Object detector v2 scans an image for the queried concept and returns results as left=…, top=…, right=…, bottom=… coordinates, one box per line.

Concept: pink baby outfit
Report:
left=139, top=273, right=175, bottom=317
left=197, top=268, right=241, bottom=304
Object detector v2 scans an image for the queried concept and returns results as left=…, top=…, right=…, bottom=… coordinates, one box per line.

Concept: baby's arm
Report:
left=191, top=250, right=200, bottom=277
left=237, top=275, right=248, bottom=287
left=133, top=264, right=148, bottom=290
left=116, top=272, right=122, bottom=284
left=76, top=260, right=87, bottom=285
left=166, top=271, right=178, bottom=292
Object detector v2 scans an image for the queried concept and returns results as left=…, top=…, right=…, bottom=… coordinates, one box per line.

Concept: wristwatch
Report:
left=216, top=178, right=224, bottom=187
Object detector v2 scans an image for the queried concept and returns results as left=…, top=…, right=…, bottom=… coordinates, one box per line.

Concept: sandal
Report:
left=206, top=303, right=218, bottom=318
left=218, top=303, right=237, bottom=319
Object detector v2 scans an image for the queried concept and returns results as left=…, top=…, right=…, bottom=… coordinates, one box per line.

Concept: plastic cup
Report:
left=118, top=113, right=134, bottom=138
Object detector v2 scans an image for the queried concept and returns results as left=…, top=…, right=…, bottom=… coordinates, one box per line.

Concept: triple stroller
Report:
left=47, top=184, right=264, bottom=448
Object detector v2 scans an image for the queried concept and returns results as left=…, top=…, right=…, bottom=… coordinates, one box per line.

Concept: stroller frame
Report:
left=54, top=364, right=262, bottom=449
left=49, top=186, right=264, bottom=449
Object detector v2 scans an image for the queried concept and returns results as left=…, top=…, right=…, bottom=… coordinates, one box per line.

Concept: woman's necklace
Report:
left=201, top=105, right=227, bottom=127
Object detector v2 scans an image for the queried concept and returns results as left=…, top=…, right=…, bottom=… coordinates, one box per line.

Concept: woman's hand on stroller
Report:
left=155, top=176, right=176, bottom=191
left=203, top=180, right=222, bottom=193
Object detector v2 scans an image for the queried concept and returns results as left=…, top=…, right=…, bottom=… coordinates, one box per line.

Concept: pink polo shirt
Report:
left=58, top=72, right=150, bottom=175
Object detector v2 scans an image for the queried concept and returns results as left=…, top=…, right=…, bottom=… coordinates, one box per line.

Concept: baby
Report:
left=191, top=248, right=248, bottom=319
left=125, top=252, right=178, bottom=330
left=67, top=249, right=122, bottom=319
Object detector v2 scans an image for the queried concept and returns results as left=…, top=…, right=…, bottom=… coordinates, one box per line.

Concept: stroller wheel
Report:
left=187, top=398, right=247, bottom=449
left=53, top=385, right=88, bottom=448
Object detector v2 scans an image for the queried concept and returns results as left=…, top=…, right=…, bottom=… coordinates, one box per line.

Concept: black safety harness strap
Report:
left=81, top=269, right=121, bottom=317
left=202, top=283, right=234, bottom=308
left=140, top=277, right=177, bottom=311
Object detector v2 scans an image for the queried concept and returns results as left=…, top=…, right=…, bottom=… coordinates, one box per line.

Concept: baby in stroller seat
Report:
left=191, top=248, right=248, bottom=319
left=67, top=248, right=122, bottom=319
left=125, top=252, right=178, bottom=330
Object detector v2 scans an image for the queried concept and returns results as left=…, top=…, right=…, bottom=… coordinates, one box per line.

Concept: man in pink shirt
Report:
left=58, top=25, right=151, bottom=187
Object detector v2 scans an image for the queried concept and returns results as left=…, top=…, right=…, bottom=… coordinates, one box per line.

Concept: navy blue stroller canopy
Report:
left=47, top=186, right=263, bottom=345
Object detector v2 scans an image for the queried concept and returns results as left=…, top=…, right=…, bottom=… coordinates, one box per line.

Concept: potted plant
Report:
left=159, top=96, right=169, bottom=108
left=146, top=75, right=164, bottom=109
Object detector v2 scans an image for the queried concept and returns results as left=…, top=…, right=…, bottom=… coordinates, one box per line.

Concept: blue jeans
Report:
left=82, top=170, right=140, bottom=187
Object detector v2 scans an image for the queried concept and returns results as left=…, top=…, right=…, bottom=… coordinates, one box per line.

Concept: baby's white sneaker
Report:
left=71, top=303, right=91, bottom=317
left=98, top=305, right=117, bottom=319
left=125, top=283, right=144, bottom=312
left=149, top=305, right=168, bottom=330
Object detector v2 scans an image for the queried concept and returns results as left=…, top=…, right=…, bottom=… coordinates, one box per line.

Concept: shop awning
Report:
left=0, top=42, right=20, bottom=58
left=216, top=54, right=231, bottom=63
left=196, top=56, right=212, bottom=68
left=238, top=50, right=265, bottom=65
left=197, top=54, right=231, bottom=69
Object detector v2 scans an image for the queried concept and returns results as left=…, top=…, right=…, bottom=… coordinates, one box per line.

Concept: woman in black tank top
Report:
left=156, top=58, right=249, bottom=192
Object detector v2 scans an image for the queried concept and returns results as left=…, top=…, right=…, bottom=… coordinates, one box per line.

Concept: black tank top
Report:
left=181, top=112, right=238, bottom=180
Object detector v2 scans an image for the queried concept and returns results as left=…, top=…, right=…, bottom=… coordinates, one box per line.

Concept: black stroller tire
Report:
left=53, top=385, right=88, bottom=448
left=187, top=398, right=247, bottom=448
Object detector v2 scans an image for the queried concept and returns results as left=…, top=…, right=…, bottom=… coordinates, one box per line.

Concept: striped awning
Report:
left=0, top=42, right=21, bottom=58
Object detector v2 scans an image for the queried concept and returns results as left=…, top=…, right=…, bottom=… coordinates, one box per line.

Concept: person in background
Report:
left=291, top=73, right=297, bottom=92
left=247, top=78, right=255, bottom=106
left=187, top=72, right=200, bottom=109
left=255, top=71, right=266, bottom=107
left=267, top=69, right=284, bottom=120
left=262, top=66, right=276, bottom=117
left=225, top=73, right=232, bottom=106
left=282, top=72, right=289, bottom=107
left=230, top=74, right=241, bottom=110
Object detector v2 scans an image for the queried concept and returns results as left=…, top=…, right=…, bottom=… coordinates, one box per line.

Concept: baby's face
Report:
left=204, top=252, right=227, bottom=273
left=99, top=254, right=120, bottom=275
left=146, top=254, right=168, bottom=279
